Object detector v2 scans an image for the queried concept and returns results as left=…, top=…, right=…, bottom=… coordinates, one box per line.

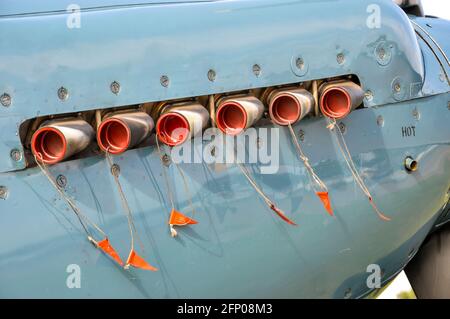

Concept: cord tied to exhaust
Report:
left=235, top=151, right=297, bottom=226
left=155, top=137, right=198, bottom=237
left=326, top=118, right=391, bottom=221
left=287, top=123, right=334, bottom=216
left=104, top=149, right=158, bottom=271
left=34, top=153, right=124, bottom=266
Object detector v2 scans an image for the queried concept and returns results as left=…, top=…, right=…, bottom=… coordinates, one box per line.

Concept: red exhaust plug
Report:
left=31, top=127, right=67, bottom=164
left=97, top=118, right=131, bottom=154
left=320, top=88, right=352, bottom=119
left=216, top=102, right=247, bottom=135
left=156, top=112, right=190, bottom=146
left=270, top=95, right=301, bottom=125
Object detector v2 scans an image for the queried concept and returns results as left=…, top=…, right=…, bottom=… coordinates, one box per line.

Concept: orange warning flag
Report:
left=169, top=209, right=198, bottom=226
left=97, top=238, right=124, bottom=266
left=270, top=204, right=297, bottom=226
left=125, top=250, right=158, bottom=271
left=316, top=192, right=334, bottom=216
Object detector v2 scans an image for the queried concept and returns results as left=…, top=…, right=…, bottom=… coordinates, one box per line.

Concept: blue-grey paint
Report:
left=0, top=0, right=449, bottom=298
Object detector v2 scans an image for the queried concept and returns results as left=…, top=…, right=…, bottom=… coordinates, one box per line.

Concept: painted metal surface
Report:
left=0, top=0, right=449, bottom=298
left=0, top=0, right=426, bottom=172
left=0, top=93, right=449, bottom=298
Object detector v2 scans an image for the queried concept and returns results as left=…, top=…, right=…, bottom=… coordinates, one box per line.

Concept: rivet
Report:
left=344, top=288, right=352, bottom=299
left=207, top=69, right=216, bottom=82
left=337, top=53, right=345, bottom=65
left=10, top=149, right=22, bottom=162
left=296, top=57, right=305, bottom=70
left=378, top=47, right=386, bottom=60
left=0, top=186, right=8, bottom=200
left=0, top=93, right=11, bottom=107
left=210, top=146, right=216, bottom=157
left=160, top=75, right=170, bottom=88
left=298, top=129, right=305, bottom=141
left=338, top=122, right=346, bottom=134
left=110, top=81, right=121, bottom=95
left=111, top=164, right=120, bottom=177
left=365, top=90, right=374, bottom=101
left=161, top=154, right=171, bottom=167
left=252, top=64, right=261, bottom=77
left=376, top=115, right=384, bottom=127
left=57, top=87, right=69, bottom=101
left=394, top=83, right=401, bottom=93
left=56, top=175, right=67, bottom=188
left=412, top=108, right=420, bottom=120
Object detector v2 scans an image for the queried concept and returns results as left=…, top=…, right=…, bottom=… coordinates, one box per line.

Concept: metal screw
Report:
left=0, top=186, right=8, bottom=200
left=10, top=149, right=22, bottom=162
left=337, top=53, right=345, bottom=65
left=56, top=175, right=67, bottom=188
left=207, top=69, right=216, bottom=82
left=344, top=288, right=352, bottom=299
left=394, top=83, right=401, bottom=93
left=412, top=108, right=420, bottom=120
left=296, top=57, right=305, bottom=70
left=111, top=164, right=120, bottom=177
left=210, top=146, right=216, bottom=157
left=110, top=81, right=120, bottom=95
left=0, top=93, right=11, bottom=107
left=160, top=75, right=170, bottom=88
left=252, top=64, right=261, bottom=77
left=57, top=87, right=69, bottom=101
left=378, top=47, right=386, bottom=60
left=338, top=122, right=346, bottom=134
left=364, top=90, right=374, bottom=101
left=298, top=129, right=305, bottom=141
left=376, top=115, right=384, bottom=127
left=161, top=154, right=171, bottom=167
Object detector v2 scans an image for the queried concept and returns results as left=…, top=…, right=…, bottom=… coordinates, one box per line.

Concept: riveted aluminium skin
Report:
left=216, top=95, right=264, bottom=133
left=97, top=110, right=154, bottom=153
left=319, top=80, right=365, bottom=119
left=267, top=88, right=314, bottom=125
left=31, top=118, right=95, bottom=164
left=159, top=102, right=210, bottom=141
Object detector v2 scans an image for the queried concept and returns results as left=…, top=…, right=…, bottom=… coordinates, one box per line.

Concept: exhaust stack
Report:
left=268, top=88, right=314, bottom=125
left=216, top=95, right=264, bottom=135
left=156, top=102, right=209, bottom=146
left=31, top=118, right=95, bottom=164
left=319, top=81, right=364, bottom=119
left=97, top=111, right=154, bottom=154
